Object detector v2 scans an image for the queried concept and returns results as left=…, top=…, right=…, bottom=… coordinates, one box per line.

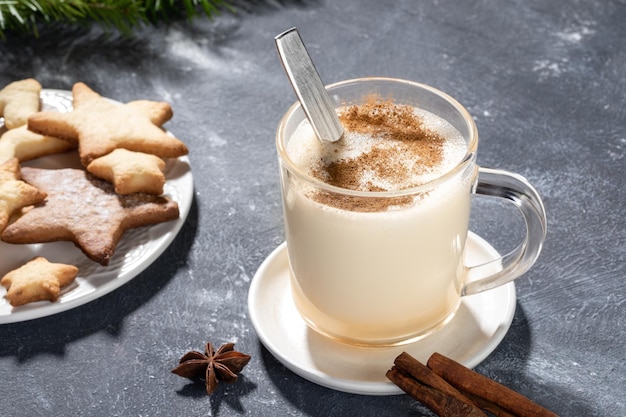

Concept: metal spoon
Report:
left=275, top=27, right=344, bottom=143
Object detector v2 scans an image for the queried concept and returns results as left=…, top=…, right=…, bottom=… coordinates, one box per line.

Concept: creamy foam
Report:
left=286, top=101, right=467, bottom=195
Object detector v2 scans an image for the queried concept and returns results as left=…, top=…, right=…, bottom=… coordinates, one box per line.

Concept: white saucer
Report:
left=248, top=232, right=516, bottom=396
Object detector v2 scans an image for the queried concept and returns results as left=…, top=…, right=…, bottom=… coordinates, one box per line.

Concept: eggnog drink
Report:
left=279, top=94, right=475, bottom=345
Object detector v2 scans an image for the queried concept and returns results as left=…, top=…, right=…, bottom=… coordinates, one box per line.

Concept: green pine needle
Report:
left=0, top=0, right=232, bottom=39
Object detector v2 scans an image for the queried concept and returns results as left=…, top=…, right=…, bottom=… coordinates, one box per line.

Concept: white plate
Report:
left=0, top=89, right=193, bottom=324
left=248, top=232, right=516, bottom=395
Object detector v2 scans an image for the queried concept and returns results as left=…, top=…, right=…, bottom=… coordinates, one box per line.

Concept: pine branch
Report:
left=0, top=0, right=232, bottom=39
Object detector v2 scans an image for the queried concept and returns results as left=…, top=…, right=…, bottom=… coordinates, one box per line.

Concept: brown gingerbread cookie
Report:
left=1, top=167, right=179, bottom=265
left=28, top=82, right=188, bottom=165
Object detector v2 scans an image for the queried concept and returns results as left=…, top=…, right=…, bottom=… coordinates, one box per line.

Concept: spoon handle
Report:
left=275, top=27, right=344, bottom=143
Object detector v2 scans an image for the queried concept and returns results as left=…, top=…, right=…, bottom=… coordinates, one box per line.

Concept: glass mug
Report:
left=276, top=77, right=547, bottom=346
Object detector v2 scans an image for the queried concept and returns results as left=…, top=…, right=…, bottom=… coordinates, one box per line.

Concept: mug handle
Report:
left=462, top=167, right=547, bottom=296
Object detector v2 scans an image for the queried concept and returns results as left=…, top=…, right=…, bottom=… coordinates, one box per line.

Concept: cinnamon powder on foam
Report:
left=311, top=95, right=445, bottom=212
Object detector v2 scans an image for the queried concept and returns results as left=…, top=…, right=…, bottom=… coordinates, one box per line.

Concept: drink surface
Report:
left=286, top=95, right=467, bottom=200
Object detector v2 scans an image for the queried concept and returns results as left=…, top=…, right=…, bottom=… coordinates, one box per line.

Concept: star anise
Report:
left=172, top=342, right=251, bottom=394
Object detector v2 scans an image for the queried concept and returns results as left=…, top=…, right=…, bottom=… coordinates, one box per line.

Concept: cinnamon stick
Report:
left=387, top=368, right=487, bottom=417
left=463, top=391, right=518, bottom=417
left=394, top=352, right=475, bottom=406
left=387, top=352, right=487, bottom=417
left=427, top=352, right=559, bottom=417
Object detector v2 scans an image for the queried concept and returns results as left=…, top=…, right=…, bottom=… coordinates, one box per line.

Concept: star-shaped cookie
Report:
left=0, top=158, right=47, bottom=232
left=0, top=125, right=76, bottom=165
left=0, top=78, right=42, bottom=129
left=87, top=148, right=166, bottom=195
left=1, top=167, right=179, bottom=265
left=28, top=82, right=188, bottom=165
left=1, top=256, right=78, bottom=306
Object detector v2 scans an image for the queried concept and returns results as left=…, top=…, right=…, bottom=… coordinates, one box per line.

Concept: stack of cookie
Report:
left=0, top=79, right=188, bottom=306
